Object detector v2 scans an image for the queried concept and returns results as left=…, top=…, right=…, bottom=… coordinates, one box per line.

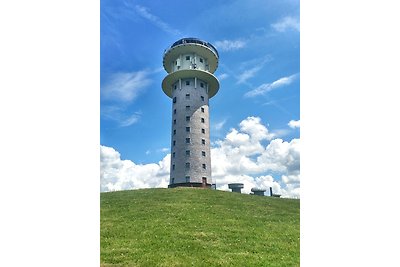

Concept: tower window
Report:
left=186, top=150, right=190, bottom=156
left=186, top=81, right=190, bottom=86
left=201, top=107, right=205, bottom=113
left=186, top=138, right=190, bottom=144
left=186, top=56, right=190, bottom=60
left=185, top=176, right=190, bottom=183
left=173, top=152, right=175, bottom=158
left=200, top=58, right=203, bottom=63
left=186, top=105, right=190, bottom=111
left=172, top=178, right=175, bottom=183
left=200, top=83, right=204, bottom=88
left=186, top=127, right=190, bottom=132
left=202, top=139, right=205, bottom=145
left=201, top=96, right=205, bottom=101
left=186, top=162, right=190, bottom=169
left=173, top=97, right=177, bottom=103
left=202, top=164, right=206, bottom=169
left=201, top=118, right=205, bottom=123
left=186, top=116, right=190, bottom=122
left=173, top=140, right=176, bottom=146
left=173, top=129, right=176, bottom=135
left=172, top=164, right=175, bottom=170
left=174, top=109, right=176, bottom=114
left=174, top=119, right=176, bottom=125
left=186, top=94, right=190, bottom=100
left=202, top=151, right=206, bottom=157
left=201, top=128, right=205, bottom=134
left=174, top=85, right=177, bottom=90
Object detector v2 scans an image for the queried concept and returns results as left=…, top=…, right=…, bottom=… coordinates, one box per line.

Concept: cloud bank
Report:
left=100, top=146, right=170, bottom=192
left=211, top=117, right=299, bottom=197
left=101, top=117, right=300, bottom=198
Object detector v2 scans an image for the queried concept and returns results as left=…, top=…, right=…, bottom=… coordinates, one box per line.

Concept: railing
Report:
left=164, top=37, right=219, bottom=58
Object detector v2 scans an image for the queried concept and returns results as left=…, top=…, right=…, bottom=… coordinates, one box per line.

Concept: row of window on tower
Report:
left=172, top=163, right=207, bottom=171
left=172, top=150, right=206, bottom=158
left=173, top=94, right=205, bottom=103
left=175, top=56, right=204, bottom=65
left=174, top=80, right=205, bottom=89
left=172, top=138, right=206, bottom=146
left=173, top=127, right=206, bottom=135
left=173, top=117, right=205, bottom=124
left=174, top=106, right=205, bottom=114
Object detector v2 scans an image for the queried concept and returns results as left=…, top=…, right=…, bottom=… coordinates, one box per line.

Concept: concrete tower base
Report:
left=168, top=182, right=212, bottom=188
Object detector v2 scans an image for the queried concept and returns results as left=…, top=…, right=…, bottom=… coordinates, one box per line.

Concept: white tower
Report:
left=162, top=38, right=220, bottom=188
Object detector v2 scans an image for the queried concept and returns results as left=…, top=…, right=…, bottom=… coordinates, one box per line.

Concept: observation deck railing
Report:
left=164, top=37, right=219, bottom=58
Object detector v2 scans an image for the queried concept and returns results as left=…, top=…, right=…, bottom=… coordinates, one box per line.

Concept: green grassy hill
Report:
left=101, top=188, right=300, bottom=267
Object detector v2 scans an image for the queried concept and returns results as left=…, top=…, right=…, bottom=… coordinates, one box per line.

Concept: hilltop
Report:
left=101, top=188, right=299, bottom=266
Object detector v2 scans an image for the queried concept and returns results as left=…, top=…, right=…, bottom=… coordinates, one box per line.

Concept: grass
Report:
left=101, top=188, right=299, bottom=266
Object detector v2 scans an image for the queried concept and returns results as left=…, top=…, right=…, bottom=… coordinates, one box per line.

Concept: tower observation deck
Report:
left=162, top=38, right=220, bottom=188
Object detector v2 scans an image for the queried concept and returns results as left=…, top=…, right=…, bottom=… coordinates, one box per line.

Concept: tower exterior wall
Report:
left=162, top=38, right=219, bottom=188
left=170, top=78, right=211, bottom=185
left=171, top=54, right=209, bottom=72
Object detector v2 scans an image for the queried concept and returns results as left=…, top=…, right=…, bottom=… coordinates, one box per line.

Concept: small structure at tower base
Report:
left=228, top=183, right=244, bottom=193
left=269, top=187, right=281, bottom=198
left=251, top=187, right=266, bottom=196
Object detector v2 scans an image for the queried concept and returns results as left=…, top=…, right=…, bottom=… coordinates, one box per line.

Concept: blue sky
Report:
left=100, top=0, right=300, bottom=196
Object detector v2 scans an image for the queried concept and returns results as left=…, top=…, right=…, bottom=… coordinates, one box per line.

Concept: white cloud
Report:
left=288, top=119, right=300, bottom=129
left=214, top=39, right=246, bottom=52
left=101, top=106, right=141, bottom=127
left=100, top=145, right=170, bottom=192
left=212, top=119, right=227, bottom=131
left=239, top=116, right=275, bottom=141
left=270, top=129, right=290, bottom=138
left=236, top=55, right=272, bottom=85
left=135, top=5, right=181, bottom=35
left=218, top=73, right=229, bottom=80
left=244, top=74, right=298, bottom=97
left=271, top=16, right=300, bottom=32
left=120, top=113, right=141, bottom=127
left=102, top=70, right=152, bottom=102
left=100, top=117, right=300, bottom=198
left=282, top=174, right=300, bottom=185
left=237, top=65, right=263, bottom=84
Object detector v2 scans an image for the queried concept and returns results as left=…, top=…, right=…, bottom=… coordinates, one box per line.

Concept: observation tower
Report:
left=162, top=38, right=220, bottom=188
